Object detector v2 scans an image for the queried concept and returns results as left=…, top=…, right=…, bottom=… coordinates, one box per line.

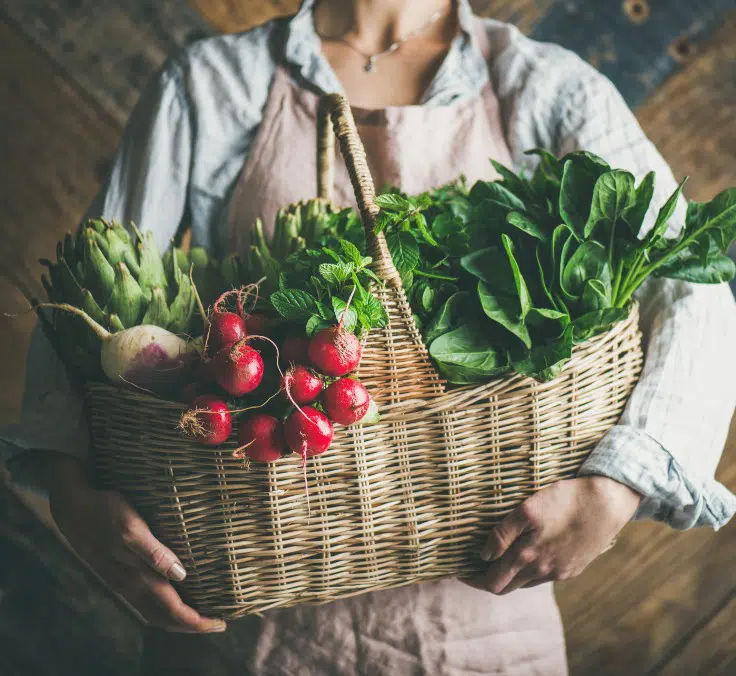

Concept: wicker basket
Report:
left=87, top=94, right=643, bottom=619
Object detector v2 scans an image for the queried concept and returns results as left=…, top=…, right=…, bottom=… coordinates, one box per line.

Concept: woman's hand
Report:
left=464, top=476, right=641, bottom=595
left=46, top=454, right=226, bottom=633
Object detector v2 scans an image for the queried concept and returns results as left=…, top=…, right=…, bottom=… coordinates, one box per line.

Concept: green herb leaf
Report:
left=385, top=230, right=420, bottom=276
left=376, top=193, right=412, bottom=211
left=306, top=314, right=330, bottom=337
left=270, top=289, right=320, bottom=321
left=424, top=291, right=473, bottom=344
left=319, top=261, right=355, bottom=284
left=331, top=297, right=358, bottom=332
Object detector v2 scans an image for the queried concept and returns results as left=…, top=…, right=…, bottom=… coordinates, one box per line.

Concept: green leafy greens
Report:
left=377, top=150, right=736, bottom=382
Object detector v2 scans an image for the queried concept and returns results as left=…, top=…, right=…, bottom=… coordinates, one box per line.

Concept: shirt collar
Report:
left=283, top=0, right=489, bottom=104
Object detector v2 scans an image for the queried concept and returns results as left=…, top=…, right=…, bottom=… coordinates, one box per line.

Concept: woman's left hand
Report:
left=463, top=476, right=641, bottom=595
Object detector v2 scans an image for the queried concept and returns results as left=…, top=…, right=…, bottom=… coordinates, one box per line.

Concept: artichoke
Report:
left=245, top=198, right=344, bottom=293
left=41, top=219, right=211, bottom=377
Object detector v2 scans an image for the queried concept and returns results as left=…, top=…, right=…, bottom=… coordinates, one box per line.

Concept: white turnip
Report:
left=39, top=303, right=196, bottom=395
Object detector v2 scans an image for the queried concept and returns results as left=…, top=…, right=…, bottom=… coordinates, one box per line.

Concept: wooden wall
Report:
left=0, top=2, right=734, bottom=675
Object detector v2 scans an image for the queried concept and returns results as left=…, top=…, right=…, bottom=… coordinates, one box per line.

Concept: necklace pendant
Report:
left=364, top=56, right=377, bottom=73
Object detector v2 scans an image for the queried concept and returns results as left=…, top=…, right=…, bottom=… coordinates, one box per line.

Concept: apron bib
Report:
left=145, top=19, right=568, bottom=676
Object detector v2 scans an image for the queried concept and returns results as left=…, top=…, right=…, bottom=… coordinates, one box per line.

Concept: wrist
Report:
left=584, top=475, right=642, bottom=522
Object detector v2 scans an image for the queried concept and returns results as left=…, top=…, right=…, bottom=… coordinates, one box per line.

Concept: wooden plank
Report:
left=556, top=414, right=736, bottom=675
left=192, top=0, right=297, bottom=34
left=636, top=11, right=736, bottom=201
left=192, top=1, right=558, bottom=35
left=0, top=19, right=121, bottom=423
left=657, top=593, right=736, bottom=676
left=528, top=0, right=736, bottom=108
left=0, top=1, right=210, bottom=124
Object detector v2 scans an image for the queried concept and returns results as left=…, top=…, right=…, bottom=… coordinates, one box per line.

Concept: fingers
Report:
left=118, top=503, right=187, bottom=582
left=480, top=505, right=530, bottom=562
left=137, top=571, right=227, bottom=633
left=104, top=562, right=226, bottom=633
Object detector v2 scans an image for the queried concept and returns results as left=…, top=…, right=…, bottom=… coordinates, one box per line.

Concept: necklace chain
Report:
left=319, top=8, right=445, bottom=73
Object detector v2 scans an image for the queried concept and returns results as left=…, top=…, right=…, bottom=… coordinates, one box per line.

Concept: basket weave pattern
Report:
left=87, top=95, right=643, bottom=618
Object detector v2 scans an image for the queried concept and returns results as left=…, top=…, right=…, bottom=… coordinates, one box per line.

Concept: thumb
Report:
left=480, top=505, right=529, bottom=562
left=120, top=503, right=187, bottom=582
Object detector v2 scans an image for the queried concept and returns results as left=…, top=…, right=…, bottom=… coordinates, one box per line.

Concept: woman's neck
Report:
left=314, top=0, right=454, bottom=53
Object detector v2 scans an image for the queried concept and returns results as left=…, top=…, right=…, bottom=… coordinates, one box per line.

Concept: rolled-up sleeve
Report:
left=1, top=56, right=192, bottom=487
left=558, top=68, right=736, bottom=530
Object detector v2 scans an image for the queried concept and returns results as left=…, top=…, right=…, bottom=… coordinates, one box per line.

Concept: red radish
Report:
left=308, top=326, right=362, bottom=377
left=284, top=406, right=334, bottom=457
left=244, top=312, right=270, bottom=335
left=208, top=311, right=246, bottom=353
left=280, top=334, right=309, bottom=365
left=281, top=365, right=323, bottom=405
left=237, top=414, right=285, bottom=463
left=213, top=339, right=264, bottom=396
left=179, top=395, right=232, bottom=446
left=37, top=303, right=196, bottom=395
left=324, top=378, right=370, bottom=425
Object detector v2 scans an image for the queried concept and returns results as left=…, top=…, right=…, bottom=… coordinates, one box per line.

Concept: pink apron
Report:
left=143, top=20, right=568, bottom=676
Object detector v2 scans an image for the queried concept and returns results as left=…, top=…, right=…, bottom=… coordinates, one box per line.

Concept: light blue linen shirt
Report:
left=3, top=0, right=735, bottom=530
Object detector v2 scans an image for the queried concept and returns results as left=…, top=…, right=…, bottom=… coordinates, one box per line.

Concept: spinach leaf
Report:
left=424, top=291, right=473, bottom=344
left=477, top=281, right=531, bottom=348
left=469, top=181, right=527, bottom=212
left=512, top=325, right=573, bottom=382
left=460, top=247, right=517, bottom=295
left=584, top=170, right=637, bottom=239
left=559, top=154, right=609, bottom=237
left=560, top=241, right=610, bottom=300
left=623, top=171, right=656, bottom=236
left=429, top=323, right=510, bottom=383
left=501, top=234, right=532, bottom=317
left=506, top=211, right=548, bottom=241
left=644, top=177, right=687, bottom=244
left=571, top=308, right=628, bottom=342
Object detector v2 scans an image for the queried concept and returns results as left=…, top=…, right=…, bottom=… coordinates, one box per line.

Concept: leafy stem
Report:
left=412, top=269, right=459, bottom=282
left=615, top=219, right=713, bottom=306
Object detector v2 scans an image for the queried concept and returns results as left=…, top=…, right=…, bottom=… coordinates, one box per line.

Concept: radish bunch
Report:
left=179, top=318, right=377, bottom=467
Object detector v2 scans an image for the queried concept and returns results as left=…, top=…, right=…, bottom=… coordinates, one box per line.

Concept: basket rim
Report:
left=84, top=302, right=640, bottom=408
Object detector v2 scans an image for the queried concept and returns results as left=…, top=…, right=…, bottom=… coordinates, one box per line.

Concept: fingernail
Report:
left=168, top=563, right=187, bottom=581
left=206, top=621, right=227, bottom=633
left=480, top=549, right=492, bottom=562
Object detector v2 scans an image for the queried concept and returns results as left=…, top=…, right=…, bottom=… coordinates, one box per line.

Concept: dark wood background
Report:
left=0, top=1, right=734, bottom=674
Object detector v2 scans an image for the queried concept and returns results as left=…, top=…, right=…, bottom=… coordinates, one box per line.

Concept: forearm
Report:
left=580, top=278, right=736, bottom=530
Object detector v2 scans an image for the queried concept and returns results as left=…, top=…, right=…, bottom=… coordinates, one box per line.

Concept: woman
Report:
left=3, top=0, right=735, bottom=673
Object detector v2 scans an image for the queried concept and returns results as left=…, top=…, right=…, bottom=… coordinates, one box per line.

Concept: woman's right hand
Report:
left=46, top=454, right=226, bottom=633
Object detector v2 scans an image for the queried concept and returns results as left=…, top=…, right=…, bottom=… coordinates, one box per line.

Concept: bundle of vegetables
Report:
left=374, top=150, right=736, bottom=382
left=37, top=219, right=238, bottom=393
left=179, top=287, right=379, bottom=466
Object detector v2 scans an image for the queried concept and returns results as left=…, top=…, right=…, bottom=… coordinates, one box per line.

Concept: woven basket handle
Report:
left=317, top=94, right=402, bottom=288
